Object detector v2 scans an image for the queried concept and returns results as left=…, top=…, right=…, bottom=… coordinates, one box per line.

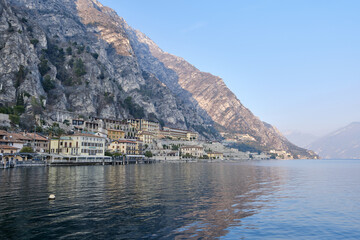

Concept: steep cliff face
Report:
left=0, top=0, right=316, bottom=157
left=125, top=26, right=316, bottom=158
left=1, top=0, right=218, bottom=138
left=0, top=0, right=45, bottom=106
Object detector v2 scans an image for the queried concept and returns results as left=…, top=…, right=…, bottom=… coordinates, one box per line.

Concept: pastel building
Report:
left=180, top=145, right=204, bottom=158
left=108, top=140, right=137, bottom=155
left=161, top=127, right=198, bottom=141
left=107, top=129, right=125, bottom=141
left=50, top=133, right=105, bottom=156
left=138, top=131, right=155, bottom=144
left=207, top=152, right=224, bottom=159
left=126, top=119, right=160, bottom=136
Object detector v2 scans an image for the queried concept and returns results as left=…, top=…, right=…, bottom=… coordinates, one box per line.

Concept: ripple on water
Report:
left=1, top=161, right=360, bottom=239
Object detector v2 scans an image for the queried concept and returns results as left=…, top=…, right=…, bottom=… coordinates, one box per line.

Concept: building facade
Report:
left=107, top=129, right=125, bottom=141
left=161, top=127, right=198, bottom=141
left=23, top=133, right=48, bottom=153
left=0, top=131, right=48, bottom=153
left=72, top=119, right=99, bottom=132
left=50, top=133, right=105, bottom=156
left=126, top=119, right=160, bottom=136
left=180, top=145, right=204, bottom=158
left=108, top=140, right=137, bottom=155
left=138, top=131, right=155, bottom=144
left=207, top=152, right=224, bottom=159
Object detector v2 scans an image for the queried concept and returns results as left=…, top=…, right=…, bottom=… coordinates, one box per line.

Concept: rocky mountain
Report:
left=124, top=23, right=316, bottom=158
left=308, top=122, right=360, bottom=159
left=0, top=0, right=218, bottom=138
left=0, top=0, right=317, bottom=158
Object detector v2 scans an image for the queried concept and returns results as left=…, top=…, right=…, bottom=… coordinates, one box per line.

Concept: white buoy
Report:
left=48, top=194, right=56, bottom=200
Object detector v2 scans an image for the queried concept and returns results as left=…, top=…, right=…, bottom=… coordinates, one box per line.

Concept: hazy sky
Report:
left=101, top=0, right=360, bottom=136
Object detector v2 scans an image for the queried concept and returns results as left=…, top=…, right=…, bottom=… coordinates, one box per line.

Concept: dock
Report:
left=0, top=153, right=157, bottom=168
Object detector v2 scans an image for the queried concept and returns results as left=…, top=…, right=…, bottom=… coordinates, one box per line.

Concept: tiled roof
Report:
left=23, top=133, right=48, bottom=141
left=0, top=139, right=24, bottom=143
left=113, top=140, right=136, bottom=144
left=9, top=133, right=32, bottom=141
left=71, top=133, right=104, bottom=138
left=0, top=130, right=8, bottom=135
left=0, top=145, right=19, bottom=150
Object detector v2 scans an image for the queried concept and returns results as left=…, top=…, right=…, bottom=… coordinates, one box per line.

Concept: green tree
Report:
left=13, top=105, right=25, bottom=115
left=20, top=146, right=34, bottom=153
left=63, top=119, right=70, bottom=126
left=105, top=151, right=113, bottom=157
left=30, top=39, right=39, bottom=46
left=9, top=114, right=20, bottom=125
left=66, top=46, right=72, bottom=55
left=145, top=151, right=153, bottom=158
left=113, top=152, right=122, bottom=157
left=124, top=97, right=145, bottom=119
left=42, top=75, right=55, bottom=92
left=74, top=58, right=86, bottom=77
left=38, top=57, right=50, bottom=76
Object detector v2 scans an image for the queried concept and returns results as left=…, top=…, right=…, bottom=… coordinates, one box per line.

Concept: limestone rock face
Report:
left=0, top=0, right=45, bottom=107
left=125, top=19, right=316, bottom=158
left=1, top=0, right=218, bottom=139
left=0, top=0, right=316, bottom=156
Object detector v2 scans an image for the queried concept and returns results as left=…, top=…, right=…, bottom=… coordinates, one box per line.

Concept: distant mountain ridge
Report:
left=0, top=0, right=317, bottom=158
left=284, top=131, right=319, bottom=148
left=308, top=122, right=360, bottom=159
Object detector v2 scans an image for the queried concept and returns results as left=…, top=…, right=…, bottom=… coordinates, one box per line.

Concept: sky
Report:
left=101, top=0, right=360, bottom=137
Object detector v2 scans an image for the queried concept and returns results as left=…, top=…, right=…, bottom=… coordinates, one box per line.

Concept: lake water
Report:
left=1, top=160, right=360, bottom=239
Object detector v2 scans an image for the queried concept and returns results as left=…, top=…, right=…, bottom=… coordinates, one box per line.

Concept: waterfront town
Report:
left=0, top=115, right=292, bottom=168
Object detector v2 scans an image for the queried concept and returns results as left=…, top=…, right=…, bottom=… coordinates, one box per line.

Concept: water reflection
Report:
left=0, top=162, right=288, bottom=239
left=169, top=163, right=287, bottom=239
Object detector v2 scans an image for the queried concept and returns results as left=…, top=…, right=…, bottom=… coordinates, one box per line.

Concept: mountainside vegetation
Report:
left=0, top=0, right=317, bottom=158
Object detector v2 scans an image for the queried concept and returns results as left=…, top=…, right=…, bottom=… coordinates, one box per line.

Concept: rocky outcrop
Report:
left=0, top=0, right=45, bottom=107
left=1, top=0, right=218, bottom=138
left=0, top=0, right=316, bottom=157
left=126, top=26, right=316, bottom=158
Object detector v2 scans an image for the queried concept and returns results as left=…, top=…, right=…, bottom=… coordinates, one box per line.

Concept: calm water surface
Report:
left=1, top=160, right=360, bottom=239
